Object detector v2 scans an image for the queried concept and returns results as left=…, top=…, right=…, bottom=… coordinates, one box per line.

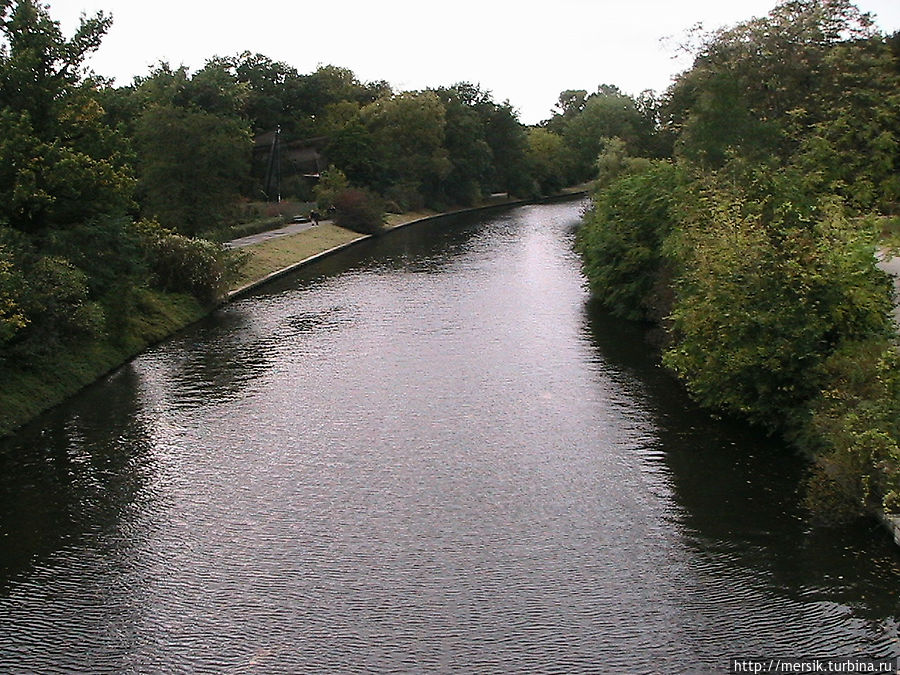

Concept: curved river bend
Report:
left=1, top=201, right=898, bottom=673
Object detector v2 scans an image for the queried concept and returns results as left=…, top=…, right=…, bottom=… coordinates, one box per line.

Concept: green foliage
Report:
left=214, top=52, right=306, bottom=134
left=662, top=175, right=894, bottom=430
left=331, top=188, right=385, bottom=235
left=430, top=84, right=495, bottom=206
left=361, top=91, right=451, bottom=206
left=0, top=244, right=27, bottom=343
left=563, top=90, right=648, bottom=180
left=134, top=91, right=251, bottom=235
left=574, top=1, right=900, bottom=522
left=790, top=36, right=900, bottom=211
left=544, top=84, right=668, bottom=182
left=0, top=0, right=111, bottom=132
left=301, top=65, right=384, bottom=116
left=0, top=2, right=134, bottom=233
left=323, top=114, right=379, bottom=187
left=136, top=220, right=245, bottom=303
left=549, top=89, right=588, bottom=129
left=576, top=161, right=685, bottom=321
left=526, top=127, right=570, bottom=196
left=665, top=0, right=895, bottom=192
left=133, top=61, right=248, bottom=117
left=804, top=340, right=900, bottom=515
left=483, top=100, right=534, bottom=197
left=44, top=216, right=145, bottom=297
left=592, top=136, right=654, bottom=190
left=313, top=167, right=350, bottom=211
left=20, top=255, right=106, bottom=345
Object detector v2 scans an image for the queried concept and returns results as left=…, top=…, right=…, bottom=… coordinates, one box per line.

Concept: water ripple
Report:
left=1, top=202, right=898, bottom=672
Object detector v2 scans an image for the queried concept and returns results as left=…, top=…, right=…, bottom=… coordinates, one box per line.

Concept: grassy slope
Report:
left=231, top=223, right=364, bottom=287
left=0, top=291, right=205, bottom=436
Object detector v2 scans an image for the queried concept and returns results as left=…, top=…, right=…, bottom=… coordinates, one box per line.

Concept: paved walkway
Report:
left=226, top=220, right=328, bottom=248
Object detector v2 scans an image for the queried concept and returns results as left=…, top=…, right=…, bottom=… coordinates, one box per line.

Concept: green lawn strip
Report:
left=231, top=223, right=364, bottom=288
left=384, top=210, right=438, bottom=229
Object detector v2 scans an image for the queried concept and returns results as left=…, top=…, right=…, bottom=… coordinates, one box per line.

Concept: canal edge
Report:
left=221, top=192, right=589, bottom=304
left=224, top=234, right=373, bottom=302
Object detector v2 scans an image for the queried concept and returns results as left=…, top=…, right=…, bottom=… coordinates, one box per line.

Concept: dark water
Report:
left=1, top=201, right=898, bottom=673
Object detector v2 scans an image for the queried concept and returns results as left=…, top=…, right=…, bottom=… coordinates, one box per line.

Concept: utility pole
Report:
left=263, top=125, right=282, bottom=202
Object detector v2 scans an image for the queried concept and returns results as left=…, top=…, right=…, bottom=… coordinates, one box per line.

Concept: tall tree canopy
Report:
left=132, top=62, right=252, bottom=235
left=0, top=0, right=133, bottom=233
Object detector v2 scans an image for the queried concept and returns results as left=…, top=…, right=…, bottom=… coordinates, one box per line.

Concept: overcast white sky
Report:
left=47, top=0, right=900, bottom=124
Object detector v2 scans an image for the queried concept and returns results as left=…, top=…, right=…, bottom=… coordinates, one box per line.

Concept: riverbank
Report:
left=0, top=290, right=208, bottom=437
left=0, top=192, right=587, bottom=437
left=225, top=198, right=549, bottom=300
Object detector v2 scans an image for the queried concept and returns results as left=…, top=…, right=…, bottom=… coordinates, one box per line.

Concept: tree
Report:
left=563, top=89, right=647, bottom=180
left=133, top=63, right=252, bottom=235
left=525, top=127, right=570, bottom=195
left=0, top=0, right=110, bottom=132
left=300, top=65, right=385, bottom=121
left=482, top=100, right=533, bottom=197
left=665, top=0, right=879, bottom=170
left=321, top=102, right=380, bottom=187
left=790, top=34, right=900, bottom=210
left=361, top=91, right=450, bottom=207
left=213, top=52, right=304, bottom=134
left=0, top=0, right=141, bottom=353
left=431, top=84, right=495, bottom=205
left=0, top=0, right=134, bottom=233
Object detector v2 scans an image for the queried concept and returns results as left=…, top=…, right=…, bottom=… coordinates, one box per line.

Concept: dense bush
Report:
left=21, top=256, right=107, bottom=348
left=136, top=220, right=245, bottom=303
left=0, top=245, right=26, bottom=344
left=332, top=188, right=385, bottom=235
left=44, top=217, right=146, bottom=299
left=383, top=181, right=425, bottom=212
left=576, top=161, right=685, bottom=321
left=313, top=167, right=350, bottom=212
left=803, top=340, right=900, bottom=517
left=663, top=178, right=894, bottom=430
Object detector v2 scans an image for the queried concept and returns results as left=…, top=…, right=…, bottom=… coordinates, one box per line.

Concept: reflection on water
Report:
left=0, top=200, right=898, bottom=673
left=0, top=365, right=155, bottom=589
left=585, top=302, right=900, bottom=622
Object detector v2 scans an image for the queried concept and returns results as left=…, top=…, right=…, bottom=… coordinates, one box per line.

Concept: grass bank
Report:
left=230, top=223, right=365, bottom=289
left=0, top=290, right=205, bottom=436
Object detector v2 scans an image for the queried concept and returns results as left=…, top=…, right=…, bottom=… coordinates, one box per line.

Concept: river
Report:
left=1, top=200, right=898, bottom=673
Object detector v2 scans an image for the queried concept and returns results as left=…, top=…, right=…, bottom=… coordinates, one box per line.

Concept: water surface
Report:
left=1, top=201, right=898, bottom=673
